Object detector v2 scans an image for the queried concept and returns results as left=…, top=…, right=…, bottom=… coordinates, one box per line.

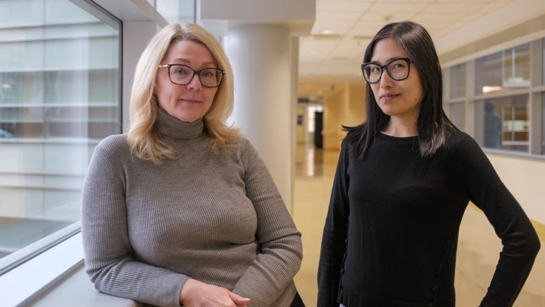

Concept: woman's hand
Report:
left=180, top=279, right=251, bottom=307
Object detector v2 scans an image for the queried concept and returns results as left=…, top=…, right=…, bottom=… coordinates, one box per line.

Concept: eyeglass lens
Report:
left=363, top=59, right=410, bottom=83
left=169, top=65, right=223, bottom=87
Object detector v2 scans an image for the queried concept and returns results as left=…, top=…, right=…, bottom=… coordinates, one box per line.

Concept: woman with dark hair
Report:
left=317, top=21, right=539, bottom=307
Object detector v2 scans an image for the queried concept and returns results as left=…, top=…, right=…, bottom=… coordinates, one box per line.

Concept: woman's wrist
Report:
left=179, top=278, right=196, bottom=305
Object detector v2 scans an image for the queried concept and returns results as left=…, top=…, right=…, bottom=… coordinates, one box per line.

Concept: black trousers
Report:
left=290, top=292, right=306, bottom=307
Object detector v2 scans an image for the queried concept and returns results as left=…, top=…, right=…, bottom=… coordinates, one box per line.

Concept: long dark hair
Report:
left=345, top=20, right=457, bottom=159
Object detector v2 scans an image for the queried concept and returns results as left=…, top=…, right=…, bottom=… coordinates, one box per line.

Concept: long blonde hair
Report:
left=127, top=23, right=240, bottom=164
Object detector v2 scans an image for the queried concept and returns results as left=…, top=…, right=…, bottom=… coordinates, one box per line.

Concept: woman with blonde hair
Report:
left=82, top=22, right=304, bottom=307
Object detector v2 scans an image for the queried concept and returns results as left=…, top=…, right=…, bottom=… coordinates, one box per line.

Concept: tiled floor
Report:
left=292, top=144, right=545, bottom=307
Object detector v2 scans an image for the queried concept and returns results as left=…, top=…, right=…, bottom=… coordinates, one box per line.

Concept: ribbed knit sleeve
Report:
left=231, top=139, right=303, bottom=307
left=317, top=140, right=350, bottom=307
left=81, top=135, right=187, bottom=307
left=455, top=135, right=540, bottom=306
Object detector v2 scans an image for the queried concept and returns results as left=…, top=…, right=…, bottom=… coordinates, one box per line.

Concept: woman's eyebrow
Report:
left=169, top=58, right=217, bottom=67
left=369, top=56, right=405, bottom=64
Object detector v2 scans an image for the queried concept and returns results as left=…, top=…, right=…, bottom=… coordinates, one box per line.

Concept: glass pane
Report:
left=543, top=38, right=545, bottom=86
left=475, top=44, right=530, bottom=95
left=474, top=95, right=529, bottom=152
left=449, top=103, right=465, bottom=132
left=502, top=44, right=530, bottom=88
left=475, top=52, right=502, bottom=95
left=0, top=72, right=44, bottom=105
left=0, top=0, right=121, bottom=269
left=542, top=92, right=545, bottom=155
left=157, top=0, right=195, bottom=23
left=449, top=63, right=466, bottom=99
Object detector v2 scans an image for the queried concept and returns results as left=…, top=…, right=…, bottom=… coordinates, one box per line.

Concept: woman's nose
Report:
left=187, top=74, right=202, bottom=90
left=378, top=70, right=394, bottom=88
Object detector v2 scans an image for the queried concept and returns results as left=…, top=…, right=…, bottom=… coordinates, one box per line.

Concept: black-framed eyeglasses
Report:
left=361, top=58, right=413, bottom=84
left=158, top=64, right=225, bottom=88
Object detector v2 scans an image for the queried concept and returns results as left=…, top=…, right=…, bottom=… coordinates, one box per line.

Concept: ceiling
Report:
left=297, top=0, right=517, bottom=99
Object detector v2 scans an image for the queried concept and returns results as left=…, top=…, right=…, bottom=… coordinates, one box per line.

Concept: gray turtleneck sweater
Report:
left=81, top=109, right=303, bottom=307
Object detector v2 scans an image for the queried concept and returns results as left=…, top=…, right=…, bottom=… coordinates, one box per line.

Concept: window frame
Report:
left=0, top=1, right=179, bottom=302
left=444, top=38, right=545, bottom=158
left=0, top=0, right=123, bottom=275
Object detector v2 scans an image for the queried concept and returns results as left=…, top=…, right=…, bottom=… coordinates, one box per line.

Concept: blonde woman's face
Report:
left=155, top=40, right=219, bottom=123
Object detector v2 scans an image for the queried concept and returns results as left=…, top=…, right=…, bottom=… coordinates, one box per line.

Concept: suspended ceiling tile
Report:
left=375, top=0, right=434, bottom=2
left=312, top=20, right=358, bottom=30
left=367, top=2, right=432, bottom=13
left=316, top=11, right=363, bottom=22
left=412, top=13, right=467, bottom=22
left=316, top=2, right=373, bottom=13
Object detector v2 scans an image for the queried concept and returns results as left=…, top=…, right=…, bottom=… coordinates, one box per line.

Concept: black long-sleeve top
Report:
left=318, top=128, right=540, bottom=307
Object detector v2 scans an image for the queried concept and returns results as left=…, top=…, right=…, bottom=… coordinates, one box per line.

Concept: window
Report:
left=475, top=44, right=530, bottom=95
left=157, top=0, right=196, bottom=23
left=502, top=44, right=530, bottom=88
left=449, top=63, right=466, bottom=99
left=475, top=52, right=502, bottom=95
left=542, top=92, right=545, bottom=155
left=0, top=0, right=121, bottom=273
left=449, top=102, right=465, bottom=132
left=474, top=95, right=529, bottom=153
left=543, top=38, right=545, bottom=86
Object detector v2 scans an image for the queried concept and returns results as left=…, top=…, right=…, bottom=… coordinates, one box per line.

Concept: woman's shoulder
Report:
left=94, top=134, right=130, bottom=157
left=224, top=135, right=253, bottom=149
left=222, top=136, right=262, bottom=163
left=443, top=125, right=481, bottom=154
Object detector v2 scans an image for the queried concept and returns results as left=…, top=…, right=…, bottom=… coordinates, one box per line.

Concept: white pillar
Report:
left=226, top=24, right=293, bottom=210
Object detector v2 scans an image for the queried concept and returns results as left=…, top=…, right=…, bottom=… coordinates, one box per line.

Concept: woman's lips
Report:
left=380, top=93, right=399, bottom=101
left=180, top=98, right=200, bottom=103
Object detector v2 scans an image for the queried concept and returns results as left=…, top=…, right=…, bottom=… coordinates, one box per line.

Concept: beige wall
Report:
left=343, top=85, right=366, bottom=127
left=323, top=90, right=344, bottom=150
left=322, top=84, right=366, bottom=150
left=296, top=105, right=306, bottom=144
left=487, top=154, right=545, bottom=225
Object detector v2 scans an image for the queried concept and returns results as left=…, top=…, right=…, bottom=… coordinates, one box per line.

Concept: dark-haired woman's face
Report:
left=369, top=38, right=423, bottom=125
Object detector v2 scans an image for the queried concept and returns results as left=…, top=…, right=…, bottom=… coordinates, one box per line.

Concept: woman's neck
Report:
left=381, top=117, right=418, bottom=137
left=156, top=107, right=205, bottom=140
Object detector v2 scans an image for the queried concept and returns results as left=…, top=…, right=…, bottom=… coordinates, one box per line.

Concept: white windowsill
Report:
left=0, top=233, right=138, bottom=307
left=0, top=233, right=84, bottom=306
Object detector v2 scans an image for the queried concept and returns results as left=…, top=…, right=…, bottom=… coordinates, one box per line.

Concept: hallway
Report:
left=292, top=144, right=545, bottom=307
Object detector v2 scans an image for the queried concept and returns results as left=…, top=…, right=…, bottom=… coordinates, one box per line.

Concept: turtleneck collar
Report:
left=156, top=107, right=205, bottom=140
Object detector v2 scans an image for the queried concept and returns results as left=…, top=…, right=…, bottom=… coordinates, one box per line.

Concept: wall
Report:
left=322, top=84, right=366, bottom=151
left=296, top=105, right=306, bottom=144
left=343, top=84, right=366, bottom=127
left=488, top=154, right=545, bottom=225
left=323, top=89, right=344, bottom=150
